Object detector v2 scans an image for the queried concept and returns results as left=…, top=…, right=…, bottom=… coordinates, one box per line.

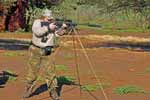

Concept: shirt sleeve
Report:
left=32, top=20, right=49, bottom=37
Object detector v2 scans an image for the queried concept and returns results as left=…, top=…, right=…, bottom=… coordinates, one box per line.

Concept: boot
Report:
left=23, top=84, right=35, bottom=98
left=49, top=87, right=60, bottom=100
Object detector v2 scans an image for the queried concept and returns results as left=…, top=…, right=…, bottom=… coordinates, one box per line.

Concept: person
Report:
left=23, top=9, right=67, bottom=100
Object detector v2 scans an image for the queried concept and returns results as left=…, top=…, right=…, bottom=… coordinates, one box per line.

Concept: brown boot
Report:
left=23, top=84, right=35, bottom=98
left=49, top=87, right=60, bottom=100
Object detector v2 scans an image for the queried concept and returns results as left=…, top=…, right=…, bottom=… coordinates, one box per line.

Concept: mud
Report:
left=0, top=47, right=150, bottom=100
left=0, top=30, right=150, bottom=100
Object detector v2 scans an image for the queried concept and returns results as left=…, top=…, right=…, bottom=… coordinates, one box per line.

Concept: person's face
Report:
left=44, top=16, right=49, bottom=21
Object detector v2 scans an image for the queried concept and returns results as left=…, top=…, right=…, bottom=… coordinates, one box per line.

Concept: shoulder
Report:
left=33, top=19, right=42, bottom=23
left=32, top=19, right=42, bottom=27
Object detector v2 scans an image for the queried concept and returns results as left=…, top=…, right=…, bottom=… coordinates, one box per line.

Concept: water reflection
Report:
left=0, top=39, right=30, bottom=50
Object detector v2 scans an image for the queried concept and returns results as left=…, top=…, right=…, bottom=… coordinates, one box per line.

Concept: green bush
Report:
left=113, top=85, right=150, bottom=95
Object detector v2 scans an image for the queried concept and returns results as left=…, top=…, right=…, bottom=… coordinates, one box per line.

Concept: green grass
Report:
left=57, top=76, right=75, bottom=85
left=81, top=83, right=111, bottom=92
left=136, top=67, right=150, bottom=76
left=78, top=19, right=150, bottom=36
left=0, top=31, right=31, bottom=34
left=113, top=85, right=150, bottom=95
left=144, top=67, right=150, bottom=73
left=3, top=52, right=18, bottom=57
left=55, top=64, right=69, bottom=71
left=3, top=51, right=25, bottom=57
left=79, top=25, right=150, bottom=35
left=37, top=76, right=45, bottom=82
left=8, top=76, right=17, bottom=81
left=4, top=70, right=17, bottom=82
left=81, top=84, right=100, bottom=92
left=63, top=53, right=74, bottom=59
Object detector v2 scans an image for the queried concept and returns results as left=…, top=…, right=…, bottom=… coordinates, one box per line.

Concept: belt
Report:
left=30, top=42, right=54, bottom=49
left=30, top=42, right=43, bottom=49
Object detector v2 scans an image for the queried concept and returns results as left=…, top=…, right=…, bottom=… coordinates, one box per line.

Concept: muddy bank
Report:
left=0, top=47, right=150, bottom=100
left=60, top=35, right=150, bottom=52
left=1, top=34, right=150, bottom=51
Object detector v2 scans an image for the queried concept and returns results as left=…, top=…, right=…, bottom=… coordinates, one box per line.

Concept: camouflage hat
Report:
left=42, top=9, right=54, bottom=19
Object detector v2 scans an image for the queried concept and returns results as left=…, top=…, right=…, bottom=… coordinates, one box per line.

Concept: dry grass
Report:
left=85, top=35, right=150, bottom=46
left=60, top=35, right=150, bottom=49
left=1, top=33, right=150, bottom=47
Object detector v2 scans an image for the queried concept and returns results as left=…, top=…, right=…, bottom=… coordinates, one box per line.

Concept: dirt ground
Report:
left=0, top=30, right=150, bottom=100
left=1, top=47, right=150, bottom=100
left=0, top=28, right=150, bottom=39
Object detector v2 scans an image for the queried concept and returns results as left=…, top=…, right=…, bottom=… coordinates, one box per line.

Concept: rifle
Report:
left=55, top=18, right=77, bottom=30
left=41, top=18, right=77, bottom=33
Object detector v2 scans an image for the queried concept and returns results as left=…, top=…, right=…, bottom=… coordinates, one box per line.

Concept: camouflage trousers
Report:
left=25, top=45, right=57, bottom=93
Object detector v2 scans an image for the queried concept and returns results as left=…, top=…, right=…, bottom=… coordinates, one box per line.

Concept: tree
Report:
left=0, top=0, right=63, bottom=32
left=107, top=0, right=150, bottom=29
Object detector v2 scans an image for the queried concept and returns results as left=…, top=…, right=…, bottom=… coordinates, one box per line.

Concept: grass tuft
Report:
left=57, top=76, right=75, bottom=85
left=144, top=68, right=150, bottom=73
left=4, top=70, right=17, bottom=82
left=81, top=84, right=100, bottom=92
left=3, top=51, right=24, bottom=57
left=63, top=53, right=74, bottom=59
left=81, top=83, right=111, bottom=92
left=55, top=65, right=69, bottom=71
left=136, top=67, right=150, bottom=76
left=113, top=85, right=150, bottom=95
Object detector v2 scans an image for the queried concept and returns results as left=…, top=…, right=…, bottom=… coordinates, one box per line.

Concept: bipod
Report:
left=69, top=26, right=82, bottom=96
left=69, top=26, right=110, bottom=100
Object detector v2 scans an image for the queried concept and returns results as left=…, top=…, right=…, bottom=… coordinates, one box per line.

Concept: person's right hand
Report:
left=49, top=23, right=57, bottom=31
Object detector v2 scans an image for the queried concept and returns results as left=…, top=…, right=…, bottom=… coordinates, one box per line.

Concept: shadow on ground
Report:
left=0, top=39, right=30, bottom=50
left=31, top=76, right=76, bottom=97
left=1, top=38, right=149, bottom=52
left=0, top=71, right=18, bottom=88
left=31, top=76, right=100, bottom=100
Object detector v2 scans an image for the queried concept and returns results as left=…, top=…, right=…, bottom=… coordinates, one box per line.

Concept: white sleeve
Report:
left=32, top=20, right=48, bottom=37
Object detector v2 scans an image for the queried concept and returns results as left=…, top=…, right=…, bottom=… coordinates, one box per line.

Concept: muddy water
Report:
left=0, top=40, right=150, bottom=100
left=85, top=43, right=150, bottom=52
left=1, top=38, right=150, bottom=52
left=0, top=39, right=29, bottom=50
left=63, top=39, right=150, bottom=52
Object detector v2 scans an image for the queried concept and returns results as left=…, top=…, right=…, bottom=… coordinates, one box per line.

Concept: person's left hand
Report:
left=62, top=23, right=67, bottom=29
left=55, top=28, right=66, bottom=36
left=49, top=23, right=57, bottom=31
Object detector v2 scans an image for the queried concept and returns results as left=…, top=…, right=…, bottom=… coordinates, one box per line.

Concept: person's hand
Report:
left=62, top=23, right=67, bottom=29
left=49, top=23, right=57, bottom=31
left=55, top=29, right=66, bottom=36
left=60, top=29, right=66, bottom=35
